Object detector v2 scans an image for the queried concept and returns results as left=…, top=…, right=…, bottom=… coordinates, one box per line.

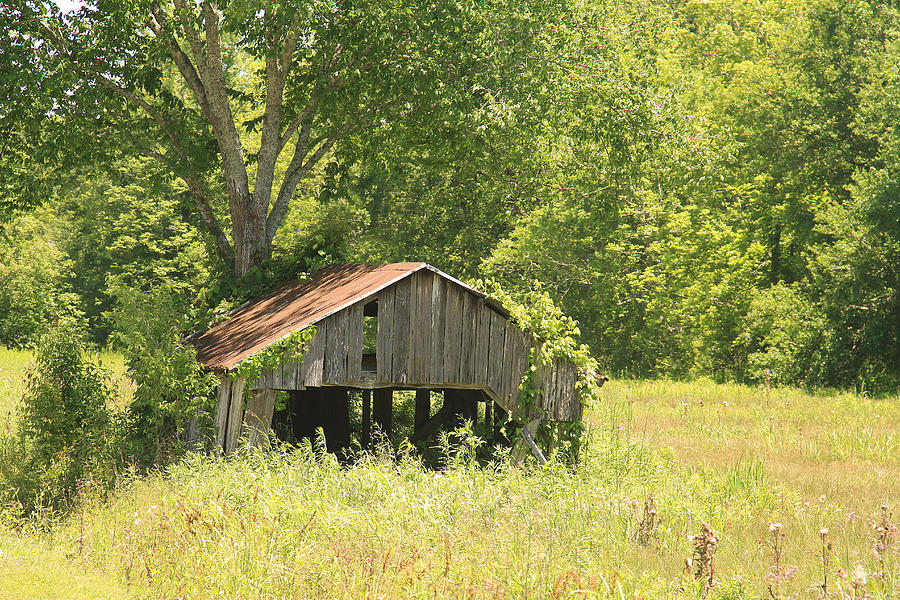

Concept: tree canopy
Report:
left=2, top=0, right=899, bottom=394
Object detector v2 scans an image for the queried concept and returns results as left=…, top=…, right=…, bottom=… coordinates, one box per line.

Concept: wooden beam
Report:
left=414, top=389, right=430, bottom=431
left=242, top=388, right=277, bottom=449
left=224, top=377, right=245, bottom=454
left=410, top=401, right=456, bottom=443
left=214, top=375, right=232, bottom=452
left=362, top=389, right=371, bottom=450
left=511, top=419, right=547, bottom=466
left=373, top=388, right=392, bottom=442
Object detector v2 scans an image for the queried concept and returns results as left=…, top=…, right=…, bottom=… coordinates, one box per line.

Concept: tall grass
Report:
left=0, top=354, right=897, bottom=599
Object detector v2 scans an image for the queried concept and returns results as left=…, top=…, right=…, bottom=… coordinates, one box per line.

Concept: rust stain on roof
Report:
left=189, top=263, right=428, bottom=370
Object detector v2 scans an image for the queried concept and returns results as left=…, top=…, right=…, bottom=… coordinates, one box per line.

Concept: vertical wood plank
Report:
left=303, top=322, right=325, bottom=388
left=224, top=377, right=245, bottom=454
left=410, top=271, right=432, bottom=385
left=487, top=310, right=507, bottom=399
left=346, top=302, right=364, bottom=382
left=406, top=272, right=419, bottom=382
left=458, top=292, right=477, bottom=384
left=324, top=312, right=348, bottom=384
left=564, top=362, right=579, bottom=421
left=511, top=331, right=529, bottom=410
left=376, top=286, right=395, bottom=382
left=501, top=322, right=522, bottom=406
left=214, top=375, right=232, bottom=452
left=420, top=272, right=433, bottom=384
left=557, top=361, right=569, bottom=420
left=392, top=277, right=411, bottom=384
left=474, top=305, right=491, bottom=387
left=277, top=351, right=292, bottom=389
left=429, top=275, right=446, bottom=384
left=242, top=388, right=276, bottom=448
left=546, top=358, right=559, bottom=416
left=442, top=284, right=463, bottom=384
left=283, top=361, right=298, bottom=390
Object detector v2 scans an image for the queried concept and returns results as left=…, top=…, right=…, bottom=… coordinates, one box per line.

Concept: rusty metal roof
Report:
left=188, top=262, right=503, bottom=371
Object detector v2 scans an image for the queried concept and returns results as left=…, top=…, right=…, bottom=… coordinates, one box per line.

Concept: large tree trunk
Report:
left=231, top=193, right=270, bottom=278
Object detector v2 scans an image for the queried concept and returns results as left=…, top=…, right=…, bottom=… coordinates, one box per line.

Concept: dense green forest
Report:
left=1, top=0, right=898, bottom=395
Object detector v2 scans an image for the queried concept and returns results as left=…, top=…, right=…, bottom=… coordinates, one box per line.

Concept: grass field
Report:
left=0, top=348, right=897, bottom=599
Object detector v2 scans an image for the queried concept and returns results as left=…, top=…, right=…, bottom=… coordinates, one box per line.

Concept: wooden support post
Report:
left=444, top=389, right=465, bottom=428
left=373, top=388, right=392, bottom=442
left=289, top=389, right=315, bottom=443
left=362, top=389, right=371, bottom=450
left=224, top=378, right=245, bottom=454
left=484, top=398, right=493, bottom=439
left=242, top=388, right=277, bottom=449
left=461, top=395, right=477, bottom=424
left=323, top=388, right=350, bottom=454
left=511, top=419, right=547, bottom=466
left=214, top=375, right=232, bottom=452
left=411, top=402, right=456, bottom=442
left=414, top=389, right=431, bottom=430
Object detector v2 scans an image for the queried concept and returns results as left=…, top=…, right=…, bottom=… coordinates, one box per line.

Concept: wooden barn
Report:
left=188, top=263, right=583, bottom=459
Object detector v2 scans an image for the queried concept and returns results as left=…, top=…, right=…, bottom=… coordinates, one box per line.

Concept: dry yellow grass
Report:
left=619, top=378, right=900, bottom=515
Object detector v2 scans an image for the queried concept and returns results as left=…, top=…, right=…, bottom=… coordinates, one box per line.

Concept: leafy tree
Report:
left=57, top=158, right=215, bottom=342
left=3, top=0, right=562, bottom=278
left=108, top=282, right=220, bottom=466
left=0, top=211, right=82, bottom=348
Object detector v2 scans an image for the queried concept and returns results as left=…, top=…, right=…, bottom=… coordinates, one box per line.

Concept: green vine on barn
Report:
left=476, top=279, right=604, bottom=459
left=228, top=326, right=317, bottom=390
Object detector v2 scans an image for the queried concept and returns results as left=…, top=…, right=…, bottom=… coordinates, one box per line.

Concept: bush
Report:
left=108, top=283, right=219, bottom=468
left=737, top=284, right=827, bottom=387
left=0, top=319, right=117, bottom=517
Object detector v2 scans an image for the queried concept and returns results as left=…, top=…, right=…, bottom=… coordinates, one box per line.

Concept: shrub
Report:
left=737, top=284, right=827, bottom=386
left=0, top=319, right=117, bottom=517
left=108, top=283, right=219, bottom=468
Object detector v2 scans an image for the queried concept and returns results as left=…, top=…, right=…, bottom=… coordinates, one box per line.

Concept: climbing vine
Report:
left=476, top=279, right=604, bottom=460
left=229, top=326, right=317, bottom=387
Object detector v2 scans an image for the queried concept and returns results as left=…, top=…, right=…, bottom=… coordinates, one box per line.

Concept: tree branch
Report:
left=37, top=10, right=234, bottom=263
left=100, top=113, right=234, bottom=262
left=147, top=1, right=214, bottom=122
left=253, top=11, right=304, bottom=214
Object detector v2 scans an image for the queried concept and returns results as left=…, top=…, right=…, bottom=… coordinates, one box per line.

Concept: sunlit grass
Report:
left=0, top=347, right=132, bottom=421
left=617, top=378, right=900, bottom=516
left=0, top=362, right=897, bottom=599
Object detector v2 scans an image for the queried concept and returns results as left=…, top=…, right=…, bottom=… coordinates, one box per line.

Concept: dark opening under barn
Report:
left=187, top=263, right=584, bottom=460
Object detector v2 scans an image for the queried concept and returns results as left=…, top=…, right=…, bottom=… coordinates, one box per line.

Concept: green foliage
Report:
left=0, top=212, right=83, bottom=348
left=736, top=284, right=827, bottom=386
left=108, top=284, right=219, bottom=467
left=57, top=159, right=216, bottom=344
left=2, top=0, right=900, bottom=397
left=477, top=279, right=603, bottom=459
left=0, top=319, right=116, bottom=516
